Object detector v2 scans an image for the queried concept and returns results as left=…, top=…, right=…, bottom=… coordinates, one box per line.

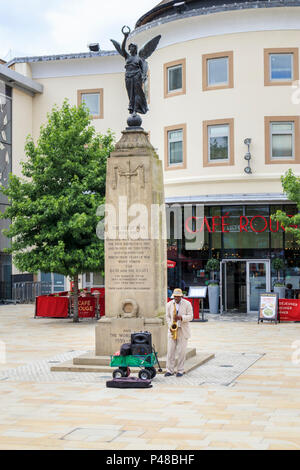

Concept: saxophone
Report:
left=170, top=301, right=178, bottom=340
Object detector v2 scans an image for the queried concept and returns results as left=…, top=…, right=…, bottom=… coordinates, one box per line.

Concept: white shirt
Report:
left=174, top=301, right=181, bottom=326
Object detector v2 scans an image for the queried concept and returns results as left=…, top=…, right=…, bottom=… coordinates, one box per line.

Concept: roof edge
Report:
left=0, top=63, right=43, bottom=95
left=6, top=50, right=118, bottom=67
left=134, top=0, right=300, bottom=34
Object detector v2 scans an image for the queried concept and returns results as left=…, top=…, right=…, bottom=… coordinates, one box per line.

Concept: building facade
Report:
left=2, top=0, right=300, bottom=311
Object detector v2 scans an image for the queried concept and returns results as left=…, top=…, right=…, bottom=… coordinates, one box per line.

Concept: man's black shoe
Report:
left=176, top=373, right=184, bottom=377
left=164, top=372, right=174, bottom=377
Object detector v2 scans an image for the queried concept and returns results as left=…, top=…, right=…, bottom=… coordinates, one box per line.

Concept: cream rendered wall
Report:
left=12, top=88, right=33, bottom=178
left=14, top=63, right=32, bottom=79
left=142, top=29, right=300, bottom=198
left=32, top=72, right=126, bottom=143
left=11, top=88, right=33, bottom=275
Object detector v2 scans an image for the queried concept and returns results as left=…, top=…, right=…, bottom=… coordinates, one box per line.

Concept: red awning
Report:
left=167, top=260, right=176, bottom=269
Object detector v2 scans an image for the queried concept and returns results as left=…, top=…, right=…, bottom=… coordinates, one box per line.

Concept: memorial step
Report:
left=73, top=347, right=197, bottom=367
left=50, top=351, right=215, bottom=374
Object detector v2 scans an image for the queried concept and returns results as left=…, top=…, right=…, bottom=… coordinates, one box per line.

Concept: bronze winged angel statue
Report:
left=111, top=26, right=161, bottom=126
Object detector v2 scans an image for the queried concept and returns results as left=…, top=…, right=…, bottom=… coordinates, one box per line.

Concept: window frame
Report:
left=264, top=48, right=299, bottom=86
left=270, top=121, right=294, bottom=160
left=164, top=124, right=187, bottom=170
left=265, top=116, right=300, bottom=164
left=202, top=51, right=234, bottom=91
left=203, top=118, right=234, bottom=167
left=164, top=59, right=186, bottom=98
left=77, top=88, right=104, bottom=119
left=208, top=123, right=230, bottom=163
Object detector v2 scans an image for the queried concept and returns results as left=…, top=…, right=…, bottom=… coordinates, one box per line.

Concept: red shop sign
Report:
left=78, top=296, right=96, bottom=318
left=185, top=214, right=297, bottom=234
left=279, top=299, right=300, bottom=322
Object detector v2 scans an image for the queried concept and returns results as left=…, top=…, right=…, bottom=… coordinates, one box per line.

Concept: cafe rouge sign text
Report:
left=185, top=214, right=297, bottom=234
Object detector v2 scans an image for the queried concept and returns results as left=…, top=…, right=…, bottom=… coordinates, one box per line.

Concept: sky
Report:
left=0, top=0, right=157, bottom=60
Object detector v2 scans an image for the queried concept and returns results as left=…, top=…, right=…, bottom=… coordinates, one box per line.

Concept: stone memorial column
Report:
left=95, top=128, right=168, bottom=356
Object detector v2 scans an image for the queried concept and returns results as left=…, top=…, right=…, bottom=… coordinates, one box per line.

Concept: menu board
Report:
left=258, top=293, right=279, bottom=323
left=188, top=286, right=208, bottom=298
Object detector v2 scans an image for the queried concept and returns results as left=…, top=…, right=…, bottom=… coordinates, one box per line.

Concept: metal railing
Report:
left=12, top=282, right=52, bottom=304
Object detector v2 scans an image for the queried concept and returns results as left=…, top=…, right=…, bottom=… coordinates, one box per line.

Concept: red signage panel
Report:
left=279, top=299, right=300, bottom=322
left=36, top=296, right=69, bottom=318
left=78, top=297, right=96, bottom=318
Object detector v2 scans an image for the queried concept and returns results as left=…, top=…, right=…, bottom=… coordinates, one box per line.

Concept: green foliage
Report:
left=205, top=258, right=220, bottom=282
left=205, top=258, right=220, bottom=273
left=271, top=258, right=285, bottom=272
left=0, top=100, right=114, bottom=279
left=272, top=259, right=286, bottom=286
left=272, top=169, right=300, bottom=245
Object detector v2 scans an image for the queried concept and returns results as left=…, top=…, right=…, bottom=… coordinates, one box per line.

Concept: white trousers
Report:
left=166, top=329, right=188, bottom=375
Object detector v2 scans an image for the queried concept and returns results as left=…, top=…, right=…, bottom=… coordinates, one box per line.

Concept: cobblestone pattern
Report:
left=0, top=350, right=263, bottom=387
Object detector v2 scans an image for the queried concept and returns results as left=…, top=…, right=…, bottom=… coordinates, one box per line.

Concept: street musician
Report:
left=165, top=288, right=194, bottom=377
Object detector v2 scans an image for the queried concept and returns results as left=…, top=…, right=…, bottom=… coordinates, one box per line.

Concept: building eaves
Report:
left=165, top=193, right=290, bottom=205
left=6, top=50, right=118, bottom=67
left=134, top=0, right=300, bottom=35
left=0, top=63, right=43, bottom=95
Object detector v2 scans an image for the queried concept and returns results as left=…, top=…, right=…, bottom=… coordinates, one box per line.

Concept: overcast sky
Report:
left=0, top=0, right=157, bottom=60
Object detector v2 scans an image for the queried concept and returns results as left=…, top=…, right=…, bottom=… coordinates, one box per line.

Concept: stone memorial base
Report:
left=95, top=317, right=167, bottom=357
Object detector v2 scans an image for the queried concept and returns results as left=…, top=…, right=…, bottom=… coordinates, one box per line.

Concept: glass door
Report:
left=246, top=261, right=270, bottom=313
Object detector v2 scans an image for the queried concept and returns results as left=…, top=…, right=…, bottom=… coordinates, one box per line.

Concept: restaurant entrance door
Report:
left=221, top=259, right=271, bottom=314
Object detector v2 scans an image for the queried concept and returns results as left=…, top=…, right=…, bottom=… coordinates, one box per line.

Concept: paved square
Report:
left=0, top=304, right=300, bottom=450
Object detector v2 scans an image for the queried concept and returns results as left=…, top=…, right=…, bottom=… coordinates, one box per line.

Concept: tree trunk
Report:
left=73, top=274, right=79, bottom=323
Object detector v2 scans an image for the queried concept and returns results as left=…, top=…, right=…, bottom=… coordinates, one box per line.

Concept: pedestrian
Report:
left=165, top=288, right=193, bottom=377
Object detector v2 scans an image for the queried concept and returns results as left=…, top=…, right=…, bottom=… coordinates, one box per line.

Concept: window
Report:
left=168, top=65, right=182, bottom=92
left=207, top=57, right=228, bottom=87
left=168, top=129, right=183, bottom=165
left=264, top=48, right=299, bottom=86
left=265, top=116, right=300, bottom=163
left=271, top=122, right=294, bottom=159
left=164, top=59, right=186, bottom=98
left=164, top=124, right=187, bottom=170
left=270, top=54, right=293, bottom=81
left=203, top=119, right=234, bottom=167
left=202, top=52, right=233, bottom=91
left=77, top=88, right=104, bottom=119
left=208, top=124, right=229, bottom=161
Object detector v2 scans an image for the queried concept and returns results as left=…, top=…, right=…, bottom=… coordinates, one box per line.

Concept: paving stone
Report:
left=1, top=304, right=300, bottom=450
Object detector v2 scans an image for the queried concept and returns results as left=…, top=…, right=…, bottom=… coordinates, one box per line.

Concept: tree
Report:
left=205, top=258, right=220, bottom=283
left=0, top=100, right=114, bottom=322
left=272, top=169, right=300, bottom=245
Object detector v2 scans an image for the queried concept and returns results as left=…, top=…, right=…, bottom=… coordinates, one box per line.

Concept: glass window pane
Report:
left=272, top=135, right=293, bottom=158
left=81, top=93, right=100, bottom=115
left=168, top=65, right=182, bottom=92
left=207, top=57, right=228, bottom=86
left=169, top=141, right=183, bottom=164
left=93, top=272, right=104, bottom=285
left=270, top=53, right=293, bottom=81
left=168, top=129, right=183, bottom=165
left=208, top=125, right=229, bottom=161
left=272, top=123, right=293, bottom=132
left=169, top=130, right=182, bottom=142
